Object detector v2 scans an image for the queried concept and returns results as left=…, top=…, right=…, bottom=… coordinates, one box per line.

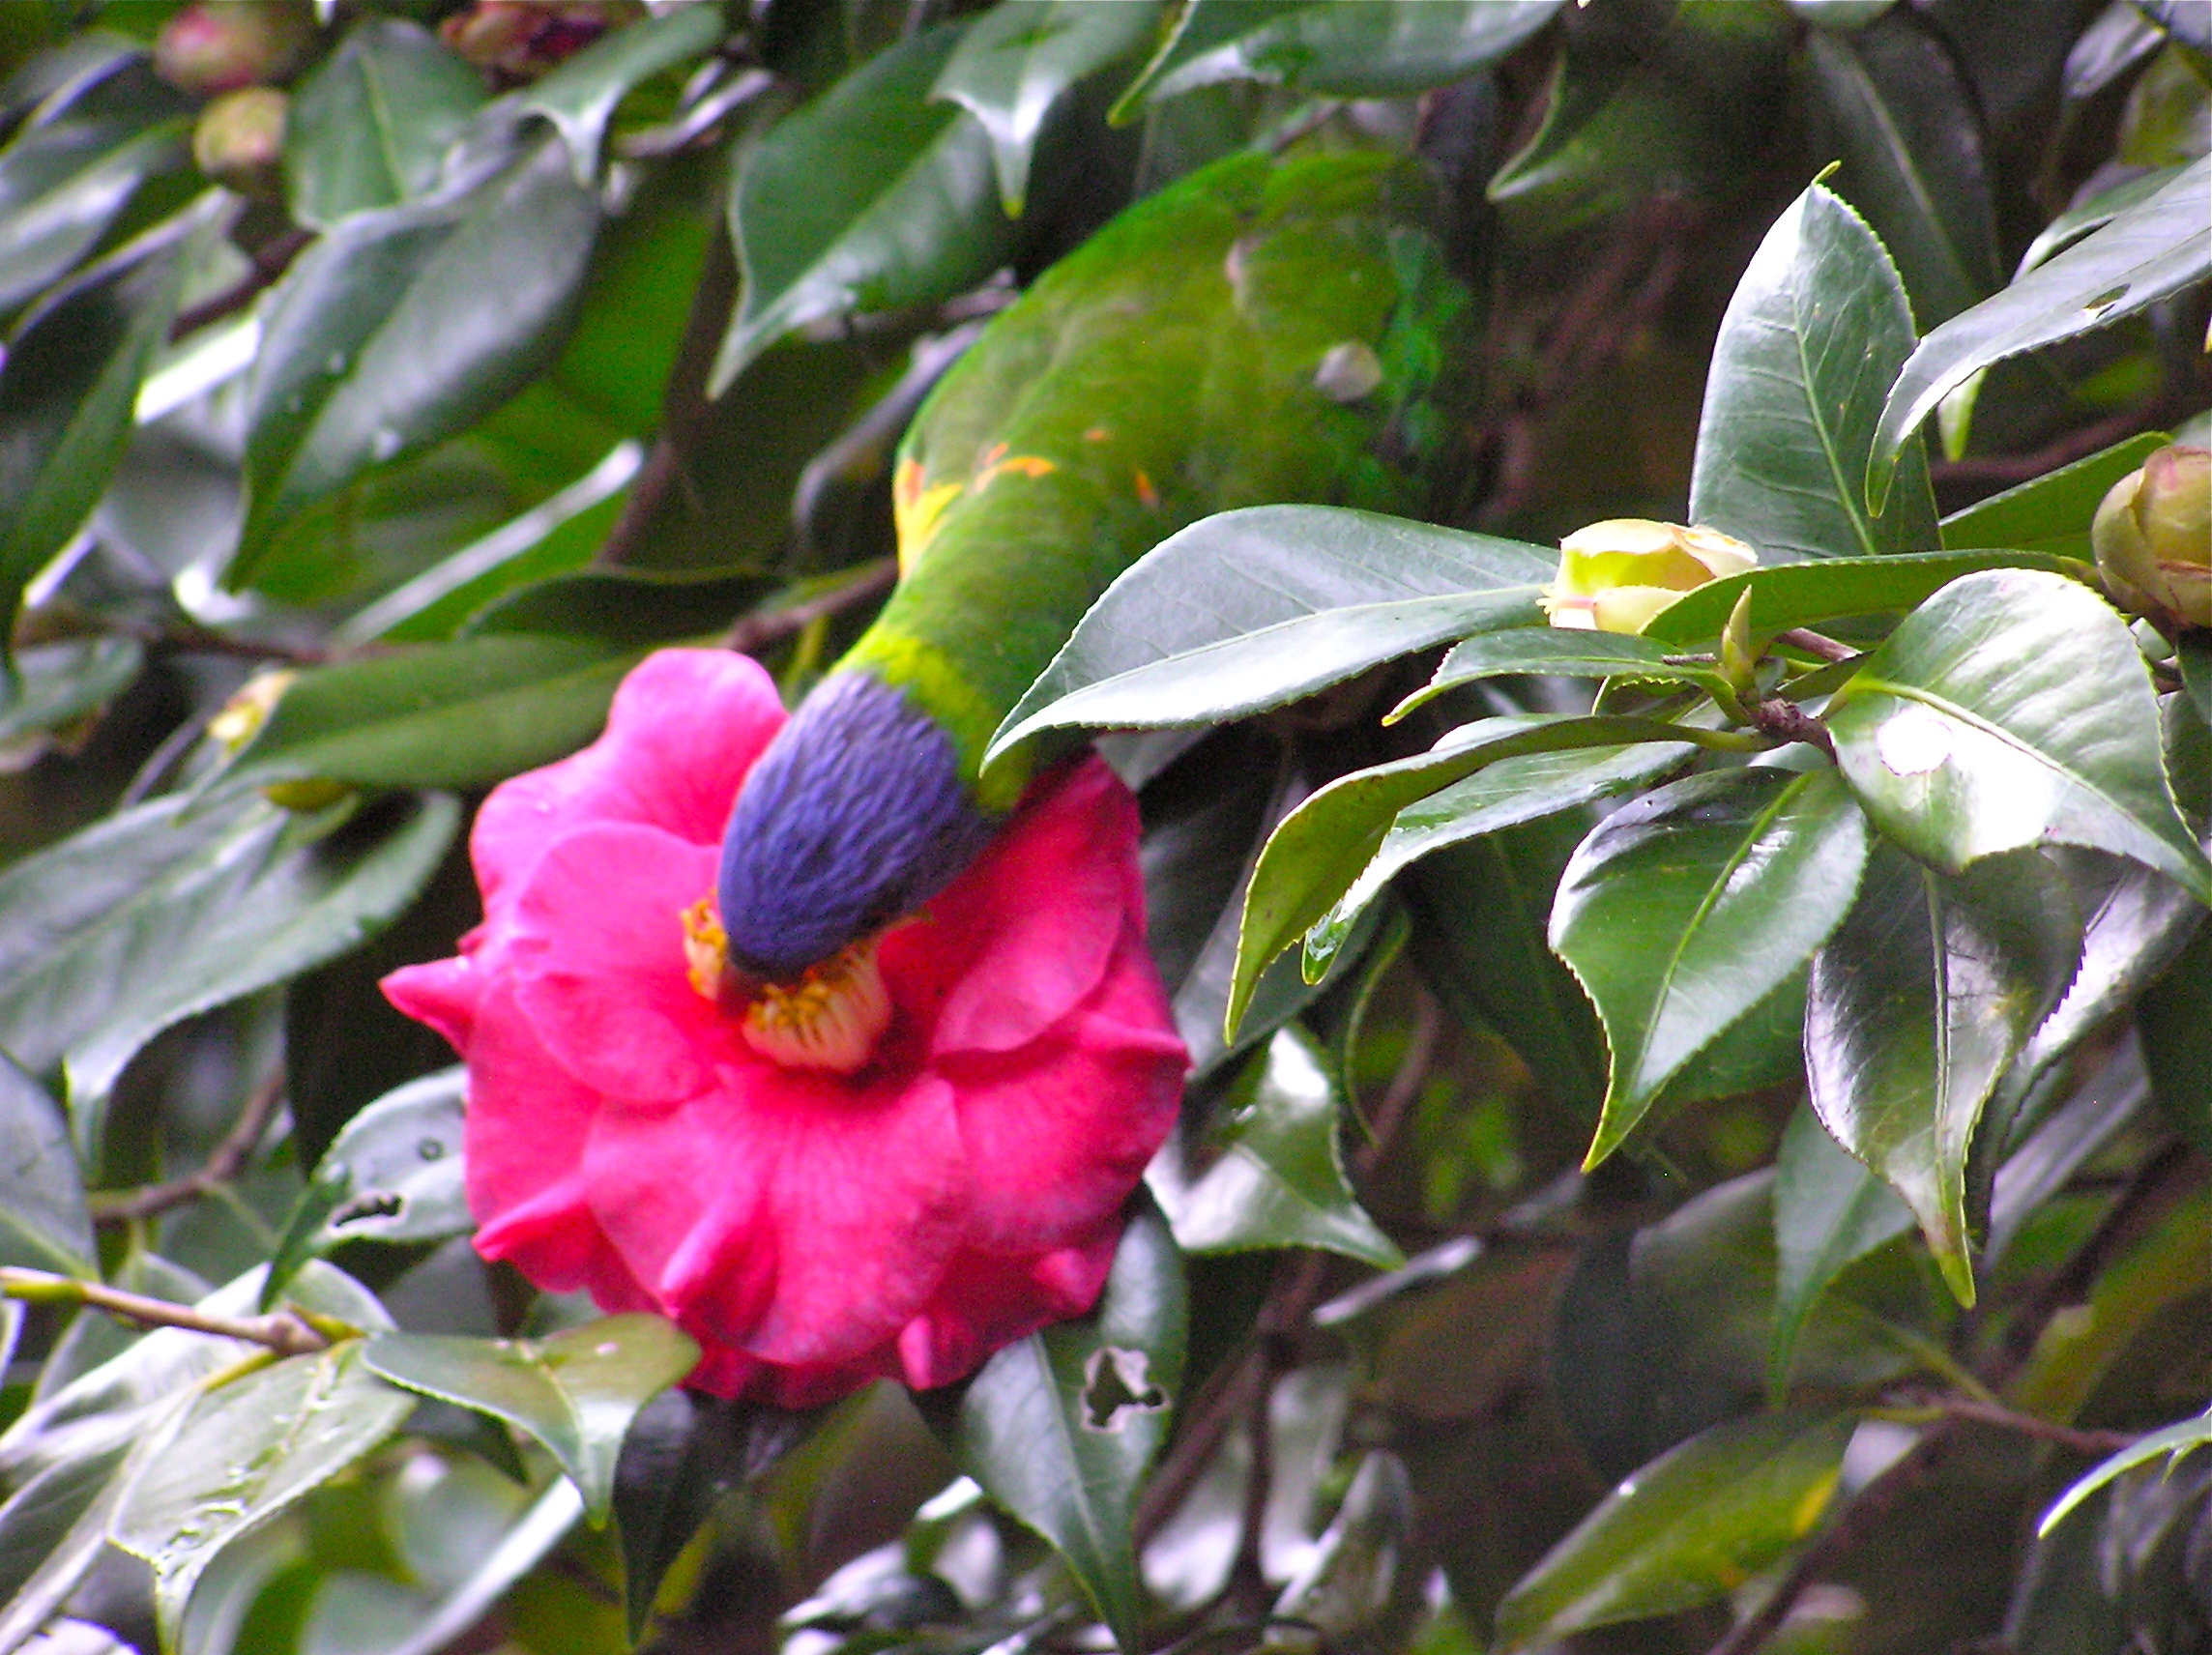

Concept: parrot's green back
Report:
left=718, top=150, right=1470, bottom=978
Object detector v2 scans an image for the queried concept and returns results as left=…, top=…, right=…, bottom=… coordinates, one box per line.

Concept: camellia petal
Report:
left=383, top=648, right=1188, bottom=1404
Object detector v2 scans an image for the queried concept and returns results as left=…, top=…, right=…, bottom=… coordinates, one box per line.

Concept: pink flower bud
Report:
left=192, top=87, right=286, bottom=198
left=155, top=2, right=311, bottom=96
left=2094, top=445, right=2211, bottom=633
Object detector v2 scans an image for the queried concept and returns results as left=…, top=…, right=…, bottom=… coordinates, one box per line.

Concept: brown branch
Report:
left=169, top=227, right=314, bottom=341
left=90, top=1070, right=285, bottom=1228
left=1748, top=698, right=1835, bottom=761
left=1775, top=628, right=1857, bottom=665
left=722, top=559, right=897, bottom=657
left=1892, top=1396, right=2137, bottom=1457
left=1930, top=406, right=2160, bottom=491
left=1355, top=986, right=1441, bottom=1180
left=0, top=1267, right=330, bottom=1357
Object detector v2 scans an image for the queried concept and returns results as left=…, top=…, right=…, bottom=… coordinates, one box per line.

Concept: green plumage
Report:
left=846, top=148, right=1471, bottom=805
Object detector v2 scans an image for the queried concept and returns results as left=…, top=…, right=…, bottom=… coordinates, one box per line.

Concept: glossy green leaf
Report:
left=2179, top=633, right=2212, bottom=729
left=1386, top=626, right=1724, bottom=723
left=0, top=635, right=142, bottom=746
left=1805, top=844, right=2082, bottom=1304
left=1769, top=1104, right=1910, bottom=1396
left=0, top=791, right=457, bottom=1157
left=2015, top=164, right=2181, bottom=278
left=2042, top=1407, right=2212, bottom=1536
left=364, top=1316, right=702, bottom=1523
left=1169, top=1026, right=1402, bottom=1269
left=1641, top=546, right=2088, bottom=646
left=1233, top=713, right=1704, bottom=1038
left=227, top=635, right=636, bottom=792
left=991, top=507, right=1555, bottom=766
left=1307, top=739, right=1694, bottom=978
left=1808, top=13, right=2000, bottom=327
left=522, top=3, right=727, bottom=186
left=933, top=0, right=1162, bottom=215
left=238, top=138, right=601, bottom=585
left=1690, top=181, right=1938, bottom=560
left=1552, top=768, right=1870, bottom=1166
left=462, top=566, right=782, bottom=647
left=1825, top=569, right=2212, bottom=905
left=1492, top=1409, right=1855, bottom=1652
left=1869, top=157, right=2212, bottom=506
left=1936, top=430, right=2168, bottom=558
left=0, top=53, right=189, bottom=315
left=1113, top=0, right=1558, bottom=112
left=929, top=1195, right=1184, bottom=1653
left=0, top=194, right=224, bottom=665
left=0, top=1431, right=141, bottom=1652
left=715, top=21, right=1011, bottom=391
left=265, top=1068, right=468, bottom=1305
left=2141, top=915, right=2212, bottom=1154
left=283, top=17, right=485, bottom=229
left=110, top=1342, right=416, bottom=1647
left=0, top=1056, right=91, bottom=1278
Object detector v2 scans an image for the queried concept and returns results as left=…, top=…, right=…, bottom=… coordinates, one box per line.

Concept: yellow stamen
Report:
left=680, top=898, right=732, bottom=1002
left=742, top=941, right=891, bottom=1074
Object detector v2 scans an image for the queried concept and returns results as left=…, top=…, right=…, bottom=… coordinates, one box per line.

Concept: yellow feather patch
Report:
left=892, top=457, right=964, bottom=573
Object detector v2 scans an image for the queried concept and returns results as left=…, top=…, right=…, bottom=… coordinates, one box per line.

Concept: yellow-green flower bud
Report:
left=1541, top=518, right=1758, bottom=634
left=155, top=2, right=312, bottom=96
left=208, top=671, right=349, bottom=812
left=2093, top=445, right=2211, bottom=633
left=192, top=87, right=286, bottom=199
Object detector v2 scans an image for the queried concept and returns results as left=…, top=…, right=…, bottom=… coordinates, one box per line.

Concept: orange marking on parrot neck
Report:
left=892, top=456, right=964, bottom=573
left=974, top=453, right=1057, bottom=492
left=1133, top=470, right=1159, bottom=508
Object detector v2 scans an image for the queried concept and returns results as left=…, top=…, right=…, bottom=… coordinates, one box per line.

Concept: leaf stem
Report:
left=722, top=558, right=897, bottom=657
left=1871, top=1397, right=2137, bottom=1457
left=1775, top=628, right=1858, bottom=665
left=0, top=1267, right=330, bottom=1357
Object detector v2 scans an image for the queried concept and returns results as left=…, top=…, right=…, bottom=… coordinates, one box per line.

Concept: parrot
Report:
left=714, top=147, right=1472, bottom=986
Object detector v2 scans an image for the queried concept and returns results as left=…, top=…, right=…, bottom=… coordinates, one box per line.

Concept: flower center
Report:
left=681, top=897, right=891, bottom=1074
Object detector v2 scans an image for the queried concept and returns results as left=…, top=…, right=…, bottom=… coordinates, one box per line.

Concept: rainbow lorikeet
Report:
left=716, top=148, right=1471, bottom=982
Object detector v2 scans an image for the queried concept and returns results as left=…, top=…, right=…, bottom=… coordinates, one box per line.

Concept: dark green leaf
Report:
left=228, top=635, right=635, bottom=792
left=0, top=634, right=141, bottom=746
left=1653, top=967, right=1810, bottom=1109
left=1233, top=713, right=1705, bottom=1037
left=2015, top=164, right=2182, bottom=277
left=1788, top=1, right=1905, bottom=25
left=1113, top=0, right=1558, bottom=112
left=1308, top=739, right=1694, bottom=978
left=1769, top=1104, right=1910, bottom=1396
left=2141, top=915, right=2212, bottom=1154
left=283, top=18, right=485, bottom=229
left=931, top=1195, right=1184, bottom=1653
left=0, top=194, right=224, bottom=663
left=1167, top=1025, right=1402, bottom=1269
left=715, top=21, right=1012, bottom=390
left=0, top=791, right=458, bottom=1157
left=238, top=138, right=601, bottom=585
left=0, top=54, right=189, bottom=315
left=522, top=3, right=728, bottom=186
left=1551, top=767, right=1870, bottom=1166
left=1825, top=569, right=2212, bottom=905
left=1386, top=627, right=1725, bottom=723
left=1642, top=547, right=2087, bottom=645
left=0, top=1435, right=136, bottom=1651
left=1808, top=13, right=2000, bottom=328
left=991, top=506, right=1556, bottom=769
left=265, top=1067, right=467, bottom=1305
left=1690, top=181, right=1938, bottom=560
left=110, top=1342, right=416, bottom=1647
left=1936, top=430, right=2168, bottom=559
left=364, top=1316, right=702, bottom=1523
left=1805, top=844, right=2082, bottom=1303
left=0, top=1054, right=92, bottom=1277
left=1869, top=158, right=2212, bottom=505
left=1492, top=1409, right=1855, bottom=1652
left=2179, top=633, right=2212, bottom=729
left=462, top=566, right=782, bottom=647
left=933, top=0, right=1163, bottom=215
left=2042, top=1408, right=2212, bottom=1536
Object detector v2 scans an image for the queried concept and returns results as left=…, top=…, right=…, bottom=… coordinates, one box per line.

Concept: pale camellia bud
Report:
left=1541, top=518, right=1759, bottom=634
left=155, top=2, right=312, bottom=97
left=2093, top=444, right=2211, bottom=632
left=192, top=87, right=286, bottom=198
left=439, top=0, right=645, bottom=83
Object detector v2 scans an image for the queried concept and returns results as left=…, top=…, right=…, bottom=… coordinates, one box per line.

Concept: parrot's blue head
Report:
left=717, top=671, right=1000, bottom=980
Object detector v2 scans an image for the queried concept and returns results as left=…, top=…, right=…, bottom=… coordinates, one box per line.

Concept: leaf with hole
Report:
left=1691, top=181, right=1936, bottom=561
left=1169, top=1025, right=1401, bottom=1269
left=364, top=1316, right=701, bottom=1523
left=1551, top=767, right=1870, bottom=1167
left=283, top=17, right=485, bottom=229
left=1805, top=843, right=2083, bottom=1304
left=1492, top=1409, right=1856, bottom=1652
left=238, top=138, right=601, bottom=586
left=1869, top=157, right=2211, bottom=506
left=922, top=1195, right=1183, bottom=1654
left=1825, top=568, right=2212, bottom=905
left=715, top=20, right=1011, bottom=391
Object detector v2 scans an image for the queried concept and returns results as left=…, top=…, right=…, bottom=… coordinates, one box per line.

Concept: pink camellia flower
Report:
left=383, top=650, right=1186, bottom=1407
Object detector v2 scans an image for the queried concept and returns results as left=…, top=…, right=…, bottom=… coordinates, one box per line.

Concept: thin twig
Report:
left=1875, top=1396, right=2137, bottom=1458
left=1137, top=1352, right=1264, bottom=1546
left=169, top=227, right=314, bottom=341
left=723, top=559, right=897, bottom=656
left=1775, top=627, right=1857, bottom=664
left=89, top=1070, right=285, bottom=1228
left=1355, top=987, right=1441, bottom=1181
left=1931, top=406, right=2161, bottom=490
left=0, top=1267, right=330, bottom=1357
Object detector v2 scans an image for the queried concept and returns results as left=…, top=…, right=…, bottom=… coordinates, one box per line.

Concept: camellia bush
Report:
left=2, top=1, right=2211, bottom=1653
